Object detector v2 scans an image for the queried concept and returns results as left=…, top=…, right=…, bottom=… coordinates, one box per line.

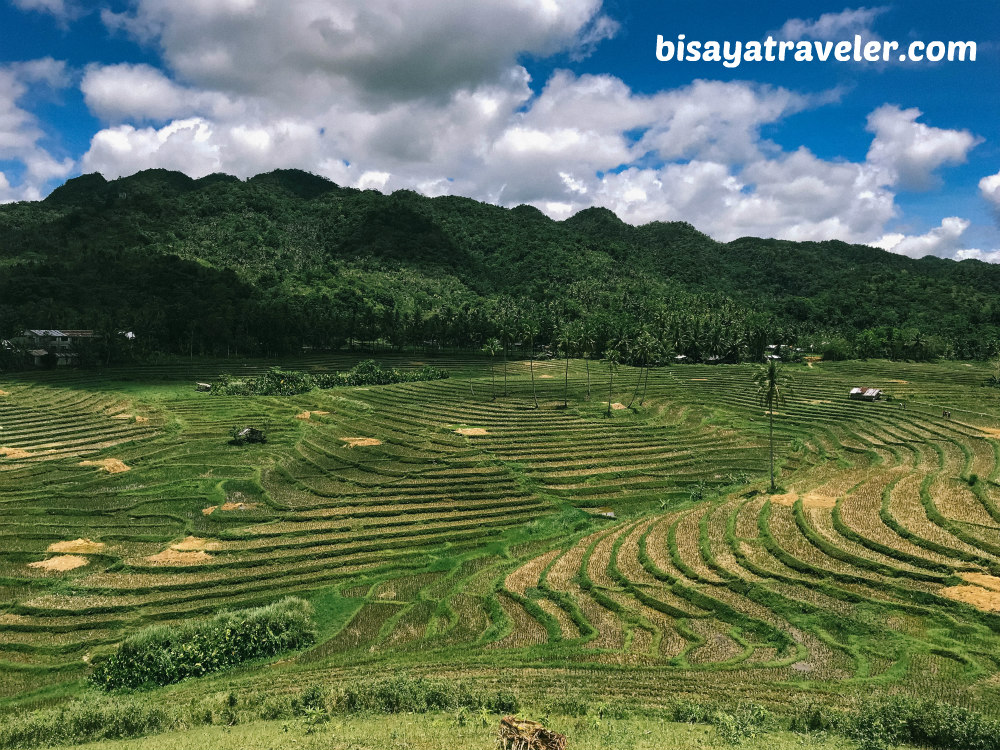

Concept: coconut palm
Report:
left=580, top=324, right=596, bottom=401
left=603, top=344, right=622, bottom=417
left=557, top=320, right=579, bottom=408
left=494, top=301, right=518, bottom=397
left=523, top=318, right=540, bottom=408
left=754, top=360, right=792, bottom=492
left=638, top=330, right=662, bottom=406
left=628, top=329, right=657, bottom=408
left=482, top=338, right=501, bottom=400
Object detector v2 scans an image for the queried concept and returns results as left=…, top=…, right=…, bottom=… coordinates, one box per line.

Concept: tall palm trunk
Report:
left=769, top=407, right=775, bottom=491
left=585, top=357, right=591, bottom=400
left=563, top=352, right=570, bottom=408
left=627, top=363, right=642, bottom=408
left=503, top=343, right=508, bottom=397
left=607, top=368, right=614, bottom=416
left=640, top=366, right=650, bottom=405
left=529, top=340, right=538, bottom=408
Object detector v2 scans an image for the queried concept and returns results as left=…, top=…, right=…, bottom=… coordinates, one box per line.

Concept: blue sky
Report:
left=1, top=0, right=997, bottom=260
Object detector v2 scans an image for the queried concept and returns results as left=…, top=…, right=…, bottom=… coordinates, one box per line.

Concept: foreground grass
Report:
left=57, top=713, right=854, bottom=750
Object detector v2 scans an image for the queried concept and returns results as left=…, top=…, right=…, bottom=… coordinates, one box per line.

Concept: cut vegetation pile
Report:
left=28, top=555, right=88, bottom=572
left=79, top=458, right=130, bottom=473
left=48, top=538, right=105, bottom=554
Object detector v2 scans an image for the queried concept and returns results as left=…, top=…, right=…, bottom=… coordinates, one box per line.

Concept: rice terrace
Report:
left=4, top=352, right=1000, bottom=747
left=1, top=0, right=1000, bottom=741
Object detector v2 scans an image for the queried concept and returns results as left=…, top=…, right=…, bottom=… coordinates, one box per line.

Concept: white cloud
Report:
left=866, top=105, right=980, bottom=190
left=777, top=6, right=888, bottom=41
left=569, top=14, right=620, bottom=61
left=956, top=248, right=1000, bottom=263
left=980, top=171, right=1000, bottom=213
left=11, top=0, right=75, bottom=21
left=70, top=2, right=993, bottom=261
left=0, top=58, right=73, bottom=202
left=105, top=0, right=606, bottom=104
left=81, top=64, right=234, bottom=123
left=874, top=217, right=971, bottom=259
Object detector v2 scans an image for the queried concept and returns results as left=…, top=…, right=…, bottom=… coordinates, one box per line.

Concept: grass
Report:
left=46, top=712, right=858, bottom=750
left=4, top=355, right=1000, bottom=733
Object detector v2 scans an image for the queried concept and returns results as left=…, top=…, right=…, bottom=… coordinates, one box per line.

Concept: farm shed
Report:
left=849, top=387, right=883, bottom=402
left=21, top=329, right=96, bottom=367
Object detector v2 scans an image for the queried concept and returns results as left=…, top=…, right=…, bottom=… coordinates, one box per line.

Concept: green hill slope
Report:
left=1, top=168, right=998, bottom=361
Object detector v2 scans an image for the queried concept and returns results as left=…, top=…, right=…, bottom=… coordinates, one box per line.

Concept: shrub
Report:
left=0, top=694, right=169, bottom=749
left=712, top=704, right=769, bottom=745
left=332, top=675, right=517, bottom=716
left=213, top=368, right=315, bottom=396
left=212, top=361, right=447, bottom=396
left=90, top=598, right=316, bottom=691
left=846, top=695, right=1000, bottom=750
left=313, top=360, right=448, bottom=388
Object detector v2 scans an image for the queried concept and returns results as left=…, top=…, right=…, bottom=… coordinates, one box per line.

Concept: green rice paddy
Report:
left=3, top=355, right=1000, bottom=717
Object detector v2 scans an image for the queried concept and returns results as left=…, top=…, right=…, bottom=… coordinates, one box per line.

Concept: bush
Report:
left=333, top=675, right=517, bottom=716
left=212, top=361, right=448, bottom=396
left=0, top=694, right=169, bottom=749
left=712, top=704, right=769, bottom=745
left=213, top=368, right=315, bottom=396
left=91, top=598, right=316, bottom=691
left=788, top=700, right=839, bottom=733
left=846, top=695, right=1000, bottom=750
left=313, top=360, right=448, bottom=388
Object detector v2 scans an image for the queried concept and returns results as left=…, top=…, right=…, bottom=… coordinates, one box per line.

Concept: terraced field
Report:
left=3, top=356, right=1000, bottom=714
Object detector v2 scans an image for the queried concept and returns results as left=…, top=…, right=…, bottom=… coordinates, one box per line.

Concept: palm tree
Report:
left=603, top=344, right=622, bottom=417
left=638, top=330, right=661, bottom=406
left=628, top=329, right=656, bottom=408
left=483, top=338, right=501, bottom=400
left=581, top=324, right=596, bottom=401
left=754, top=360, right=792, bottom=492
left=523, top=318, right=540, bottom=408
left=494, top=301, right=518, bottom=398
left=557, top=320, right=578, bottom=408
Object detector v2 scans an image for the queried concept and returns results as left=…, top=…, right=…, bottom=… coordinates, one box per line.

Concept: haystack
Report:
left=341, top=437, right=382, bottom=447
left=497, top=716, right=567, bottom=750
left=79, top=458, right=130, bottom=473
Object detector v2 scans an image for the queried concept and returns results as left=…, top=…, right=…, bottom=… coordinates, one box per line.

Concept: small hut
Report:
left=232, top=427, right=266, bottom=445
left=849, top=387, right=883, bottom=402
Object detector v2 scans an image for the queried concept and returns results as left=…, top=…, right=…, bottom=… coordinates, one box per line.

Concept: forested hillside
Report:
left=1, top=167, right=998, bottom=365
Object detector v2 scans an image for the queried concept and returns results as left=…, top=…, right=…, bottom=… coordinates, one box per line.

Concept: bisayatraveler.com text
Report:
left=656, top=34, right=977, bottom=68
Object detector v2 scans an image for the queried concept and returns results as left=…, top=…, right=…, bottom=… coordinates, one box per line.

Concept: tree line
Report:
left=2, top=167, right=999, bottom=368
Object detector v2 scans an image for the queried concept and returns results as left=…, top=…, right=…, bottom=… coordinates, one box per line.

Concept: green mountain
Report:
left=1, top=167, right=998, bottom=363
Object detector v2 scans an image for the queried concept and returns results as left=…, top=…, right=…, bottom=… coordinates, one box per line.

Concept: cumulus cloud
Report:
left=81, top=64, right=234, bottom=123
left=70, top=1, right=992, bottom=260
left=11, top=0, right=76, bottom=22
left=874, top=217, right=971, bottom=259
left=777, top=6, right=888, bottom=41
left=981, top=171, right=1000, bottom=215
left=866, top=105, right=981, bottom=190
left=104, top=0, right=607, bottom=104
left=0, top=58, right=74, bottom=202
left=956, top=248, right=1000, bottom=264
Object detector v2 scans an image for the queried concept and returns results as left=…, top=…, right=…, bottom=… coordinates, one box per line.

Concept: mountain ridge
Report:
left=0, top=167, right=996, bottom=362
